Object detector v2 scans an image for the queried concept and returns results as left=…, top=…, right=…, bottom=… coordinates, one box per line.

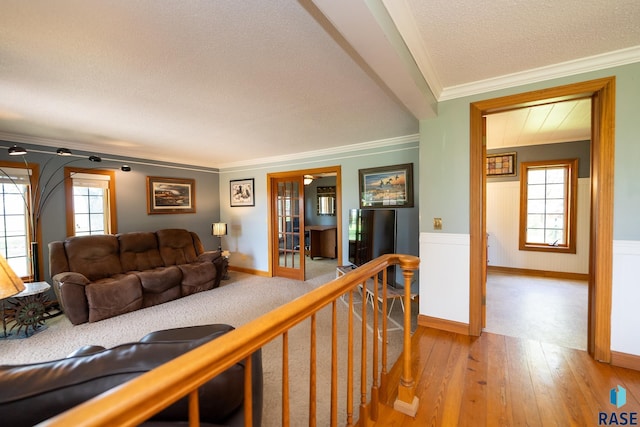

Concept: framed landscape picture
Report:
left=230, top=178, right=255, bottom=207
left=146, top=176, right=196, bottom=214
left=359, top=163, right=414, bottom=208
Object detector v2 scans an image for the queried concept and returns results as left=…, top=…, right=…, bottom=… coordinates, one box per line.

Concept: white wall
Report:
left=420, top=233, right=470, bottom=324
left=612, top=240, right=640, bottom=356
left=486, top=178, right=591, bottom=274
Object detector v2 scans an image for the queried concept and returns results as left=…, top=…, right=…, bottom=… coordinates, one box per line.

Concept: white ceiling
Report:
left=486, top=98, right=592, bottom=149
left=1, top=1, right=639, bottom=168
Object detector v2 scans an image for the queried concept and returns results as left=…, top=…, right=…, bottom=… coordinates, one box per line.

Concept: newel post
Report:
left=393, top=255, right=419, bottom=417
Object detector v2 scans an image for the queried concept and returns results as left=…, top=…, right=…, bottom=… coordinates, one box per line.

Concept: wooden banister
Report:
left=38, top=254, right=419, bottom=427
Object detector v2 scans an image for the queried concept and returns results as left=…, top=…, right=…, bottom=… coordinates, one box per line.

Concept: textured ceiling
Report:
left=394, top=0, right=640, bottom=96
left=0, top=1, right=639, bottom=168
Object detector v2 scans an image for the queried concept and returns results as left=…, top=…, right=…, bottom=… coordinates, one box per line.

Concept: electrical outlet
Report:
left=433, top=217, right=442, bottom=230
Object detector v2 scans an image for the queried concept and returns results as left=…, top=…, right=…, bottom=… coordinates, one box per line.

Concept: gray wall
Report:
left=420, top=62, right=640, bottom=239
left=0, top=142, right=220, bottom=282
left=304, top=176, right=337, bottom=227
left=487, top=140, right=591, bottom=182
left=219, top=139, right=420, bottom=273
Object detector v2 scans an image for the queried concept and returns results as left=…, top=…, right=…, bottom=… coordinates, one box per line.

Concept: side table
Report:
left=1, top=281, right=52, bottom=339
left=221, top=250, right=230, bottom=280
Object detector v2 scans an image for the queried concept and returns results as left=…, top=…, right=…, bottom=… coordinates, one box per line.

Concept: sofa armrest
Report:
left=52, top=272, right=91, bottom=325
left=195, top=250, right=221, bottom=263
left=53, top=272, right=91, bottom=286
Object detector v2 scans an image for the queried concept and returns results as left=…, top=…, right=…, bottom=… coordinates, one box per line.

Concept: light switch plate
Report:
left=433, top=218, right=442, bottom=230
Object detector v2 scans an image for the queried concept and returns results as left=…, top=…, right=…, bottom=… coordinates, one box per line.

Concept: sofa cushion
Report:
left=64, top=235, right=123, bottom=281
left=86, top=275, right=143, bottom=322
left=133, top=266, right=182, bottom=294
left=133, top=267, right=183, bottom=308
left=178, top=262, right=217, bottom=296
left=156, top=229, right=199, bottom=266
left=118, top=232, right=165, bottom=271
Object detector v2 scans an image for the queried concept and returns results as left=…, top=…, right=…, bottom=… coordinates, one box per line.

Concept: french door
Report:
left=272, top=176, right=305, bottom=280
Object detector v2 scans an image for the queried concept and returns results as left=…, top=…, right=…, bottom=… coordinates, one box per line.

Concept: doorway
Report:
left=268, top=166, right=342, bottom=281
left=469, top=77, right=615, bottom=362
left=483, top=99, right=591, bottom=349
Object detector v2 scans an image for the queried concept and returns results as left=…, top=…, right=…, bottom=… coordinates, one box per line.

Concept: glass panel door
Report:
left=273, top=177, right=304, bottom=280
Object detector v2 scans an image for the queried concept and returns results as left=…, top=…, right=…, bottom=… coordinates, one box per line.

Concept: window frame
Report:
left=518, top=158, right=578, bottom=254
left=64, top=167, right=117, bottom=237
left=0, top=160, right=39, bottom=280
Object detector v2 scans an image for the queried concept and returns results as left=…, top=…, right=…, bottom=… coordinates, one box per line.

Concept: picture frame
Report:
left=359, top=163, right=414, bottom=208
left=230, top=178, right=255, bottom=207
left=486, top=152, right=517, bottom=177
left=146, top=176, right=196, bottom=214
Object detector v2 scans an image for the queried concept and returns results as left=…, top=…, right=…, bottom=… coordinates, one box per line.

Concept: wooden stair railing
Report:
left=39, top=254, right=419, bottom=427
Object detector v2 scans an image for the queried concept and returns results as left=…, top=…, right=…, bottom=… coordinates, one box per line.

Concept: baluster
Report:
left=331, top=301, right=338, bottom=426
left=393, top=264, right=419, bottom=416
left=380, top=268, right=389, bottom=403
left=188, top=390, right=199, bottom=427
left=283, top=331, right=290, bottom=427
left=359, top=279, right=368, bottom=423
left=244, top=355, right=253, bottom=427
left=370, top=271, right=380, bottom=421
left=346, top=289, right=354, bottom=427
left=310, top=314, right=317, bottom=427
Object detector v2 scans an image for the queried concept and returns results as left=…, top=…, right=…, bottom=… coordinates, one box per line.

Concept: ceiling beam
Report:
left=310, top=0, right=437, bottom=119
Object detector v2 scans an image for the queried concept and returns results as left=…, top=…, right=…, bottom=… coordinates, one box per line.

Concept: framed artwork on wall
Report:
left=486, top=152, right=517, bottom=176
left=359, top=163, right=414, bottom=208
left=230, top=178, right=255, bottom=207
left=146, top=176, right=196, bottom=214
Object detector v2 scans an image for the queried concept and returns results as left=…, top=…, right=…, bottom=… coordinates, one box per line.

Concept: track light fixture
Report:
left=7, top=145, right=27, bottom=156
left=2, top=146, right=132, bottom=279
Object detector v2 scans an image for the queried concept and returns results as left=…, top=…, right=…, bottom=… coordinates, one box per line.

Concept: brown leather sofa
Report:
left=49, top=229, right=228, bottom=325
left=0, top=324, right=262, bottom=427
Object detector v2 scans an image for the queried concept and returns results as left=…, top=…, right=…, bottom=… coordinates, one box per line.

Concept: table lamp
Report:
left=0, top=254, right=25, bottom=299
left=212, top=222, right=227, bottom=252
left=1, top=254, right=26, bottom=339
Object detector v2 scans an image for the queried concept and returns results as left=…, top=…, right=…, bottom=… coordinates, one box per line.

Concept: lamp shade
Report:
left=0, top=255, right=25, bottom=299
left=212, top=222, right=227, bottom=237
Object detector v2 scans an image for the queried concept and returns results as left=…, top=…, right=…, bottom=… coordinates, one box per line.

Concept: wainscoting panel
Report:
left=419, top=232, right=470, bottom=325
left=486, top=178, right=590, bottom=274
left=611, top=240, right=640, bottom=357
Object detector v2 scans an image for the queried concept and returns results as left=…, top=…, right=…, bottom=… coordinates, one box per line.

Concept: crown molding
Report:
left=218, top=134, right=419, bottom=170
left=438, top=45, right=640, bottom=101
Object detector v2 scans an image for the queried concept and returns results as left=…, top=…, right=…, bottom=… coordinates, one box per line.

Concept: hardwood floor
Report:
left=375, top=327, right=640, bottom=426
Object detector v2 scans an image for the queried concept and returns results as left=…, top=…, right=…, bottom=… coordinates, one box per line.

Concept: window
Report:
left=65, top=168, right=117, bottom=237
left=519, top=159, right=578, bottom=253
left=0, top=162, right=35, bottom=278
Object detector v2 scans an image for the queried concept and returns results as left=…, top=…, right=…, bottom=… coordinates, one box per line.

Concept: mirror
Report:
left=316, top=186, right=336, bottom=216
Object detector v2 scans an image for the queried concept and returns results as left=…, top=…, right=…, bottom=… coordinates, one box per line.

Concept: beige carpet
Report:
left=0, top=260, right=410, bottom=426
left=484, top=272, right=588, bottom=350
